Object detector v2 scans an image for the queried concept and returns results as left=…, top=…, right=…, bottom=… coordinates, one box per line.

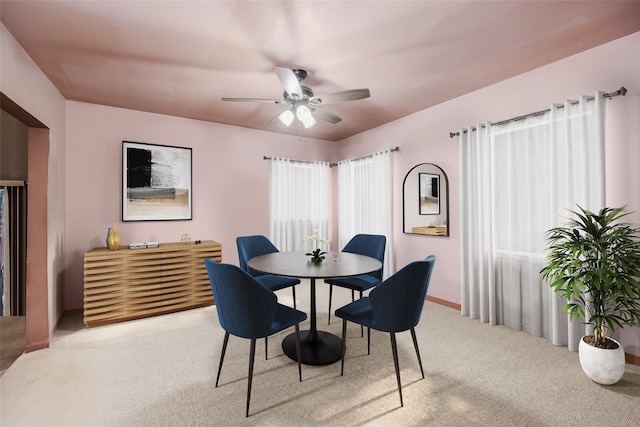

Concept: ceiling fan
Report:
left=222, top=66, right=370, bottom=129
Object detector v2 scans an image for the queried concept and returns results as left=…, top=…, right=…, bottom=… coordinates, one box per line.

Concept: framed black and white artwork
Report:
left=419, top=172, right=440, bottom=215
left=122, top=141, right=192, bottom=221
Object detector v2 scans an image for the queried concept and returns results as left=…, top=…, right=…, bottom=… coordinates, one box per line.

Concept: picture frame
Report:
left=122, top=141, right=192, bottom=221
left=419, top=173, right=440, bottom=215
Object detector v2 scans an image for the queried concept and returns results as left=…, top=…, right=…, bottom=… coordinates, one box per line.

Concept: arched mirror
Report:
left=403, top=163, right=449, bottom=236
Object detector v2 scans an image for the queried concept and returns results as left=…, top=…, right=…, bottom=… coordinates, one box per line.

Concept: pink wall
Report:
left=338, top=32, right=640, bottom=355
left=604, top=80, right=640, bottom=356
left=64, top=103, right=337, bottom=310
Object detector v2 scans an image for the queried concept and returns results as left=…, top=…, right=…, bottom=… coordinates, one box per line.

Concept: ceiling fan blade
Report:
left=310, top=88, right=370, bottom=105
left=221, top=97, right=285, bottom=104
left=274, top=66, right=303, bottom=98
left=268, top=113, right=281, bottom=125
left=310, top=107, right=342, bottom=124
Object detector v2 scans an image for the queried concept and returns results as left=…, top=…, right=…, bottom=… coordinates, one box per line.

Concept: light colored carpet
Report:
left=0, top=316, right=25, bottom=376
left=1, top=280, right=638, bottom=426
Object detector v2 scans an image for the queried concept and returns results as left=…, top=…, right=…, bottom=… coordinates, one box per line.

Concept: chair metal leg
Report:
left=295, top=323, right=302, bottom=382
left=328, top=285, right=333, bottom=325
left=246, top=338, right=257, bottom=417
left=359, top=290, right=364, bottom=337
left=265, top=336, right=268, bottom=360
left=215, top=332, right=229, bottom=387
left=340, top=319, right=348, bottom=376
left=390, top=333, right=404, bottom=407
left=367, top=327, right=371, bottom=355
left=410, top=327, right=425, bottom=379
left=292, top=286, right=297, bottom=310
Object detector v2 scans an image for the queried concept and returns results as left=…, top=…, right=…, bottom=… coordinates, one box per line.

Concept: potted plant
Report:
left=306, top=248, right=327, bottom=263
left=303, top=227, right=330, bottom=263
left=541, top=205, right=640, bottom=385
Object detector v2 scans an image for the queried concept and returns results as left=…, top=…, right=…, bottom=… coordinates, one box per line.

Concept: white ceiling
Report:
left=2, top=1, right=639, bottom=142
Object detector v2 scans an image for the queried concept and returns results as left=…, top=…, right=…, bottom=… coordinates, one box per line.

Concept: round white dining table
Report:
left=248, top=251, right=382, bottom=365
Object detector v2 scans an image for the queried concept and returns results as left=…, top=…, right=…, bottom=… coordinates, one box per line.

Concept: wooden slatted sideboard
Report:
left=411, top=226, right=448, bottom=236
left=83, top=240, right=222, bottom=327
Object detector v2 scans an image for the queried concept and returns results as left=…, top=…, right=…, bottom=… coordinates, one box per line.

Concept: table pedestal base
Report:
left=282, top=330, right=343, bottom=366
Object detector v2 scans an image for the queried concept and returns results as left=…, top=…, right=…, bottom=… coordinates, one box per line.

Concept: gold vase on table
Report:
left=107, top=223, right=121, bottom=251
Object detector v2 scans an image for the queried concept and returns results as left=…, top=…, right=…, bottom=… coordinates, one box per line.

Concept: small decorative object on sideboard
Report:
left=107, top=223, right=121, bottom=250
left=129, top=241, right=160, bottom=250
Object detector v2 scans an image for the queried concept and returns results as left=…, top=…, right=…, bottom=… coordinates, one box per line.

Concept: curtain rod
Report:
left=449, top=87, right=627, bottom=138
left=262, top=156, right=321, bottom=164
left=330, top=146, right=399, bottom=167
left=264, top=146, right=400, bottom=167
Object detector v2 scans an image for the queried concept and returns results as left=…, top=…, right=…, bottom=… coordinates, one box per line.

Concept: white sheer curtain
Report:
left=269, top=158, right=330, bottom=252
left=460, top=93, right=605, bottom=351
left=337, top=149, right=395, bottom=278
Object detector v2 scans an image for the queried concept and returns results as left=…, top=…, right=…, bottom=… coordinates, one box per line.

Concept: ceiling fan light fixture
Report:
left=222, top=67, right=368, bottom=130
left=279, top=109, right=295, bottom=127
left=296, top=105, right=316, bottom=128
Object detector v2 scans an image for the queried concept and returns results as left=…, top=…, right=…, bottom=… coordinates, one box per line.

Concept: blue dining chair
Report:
left=238, top=235, right=302, bottom=360
left=325, top=234, right=386, bottom=328
left=204, top=259, right=307, bottom=417
left=237, top=235, right=300, bottom=310
left=335, top=255, right=436, bottom=407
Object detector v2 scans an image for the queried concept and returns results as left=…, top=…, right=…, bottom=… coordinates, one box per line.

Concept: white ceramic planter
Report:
left=578, top=336, right=625, bottom=385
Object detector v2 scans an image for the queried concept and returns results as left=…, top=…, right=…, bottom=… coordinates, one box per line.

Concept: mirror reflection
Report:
left=403, top=163, right=449, bottom=236
left=419, top=173, right=440, bottom=215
